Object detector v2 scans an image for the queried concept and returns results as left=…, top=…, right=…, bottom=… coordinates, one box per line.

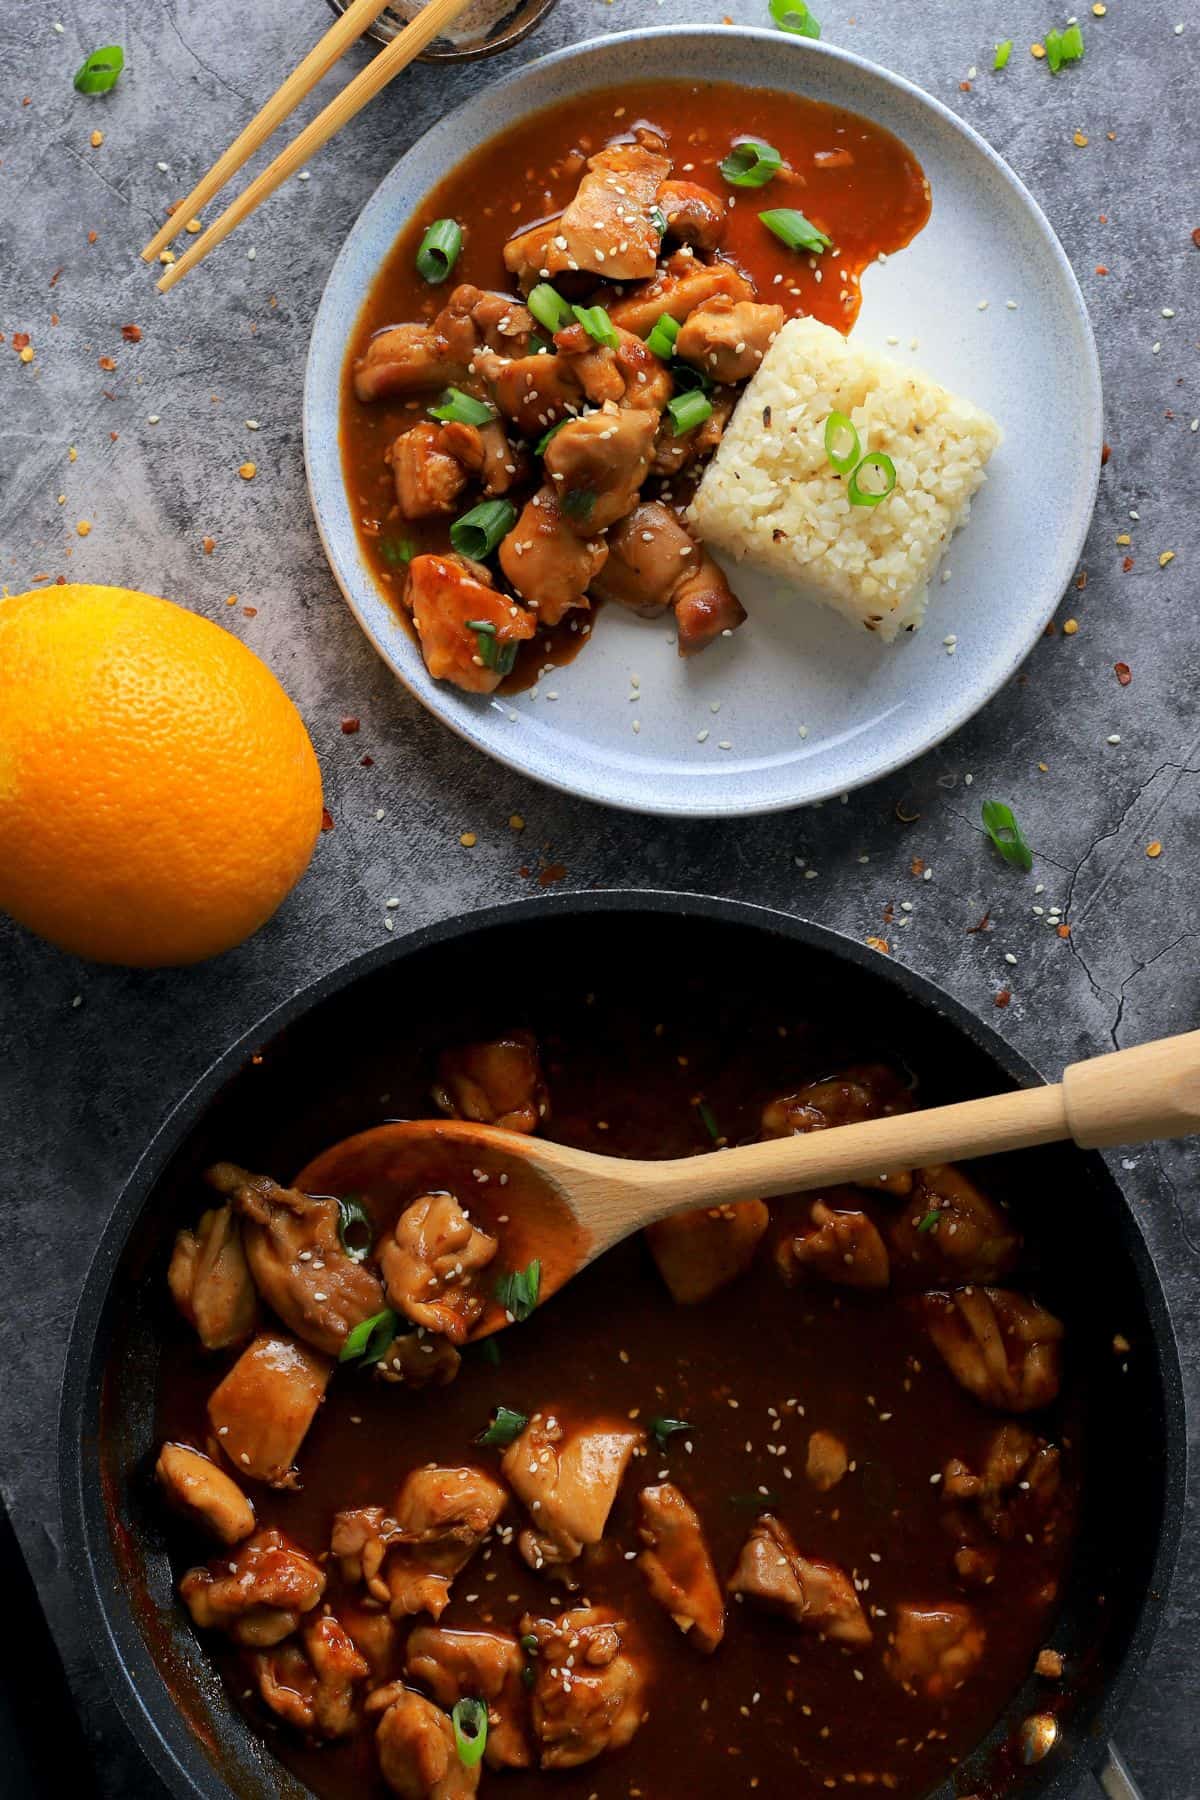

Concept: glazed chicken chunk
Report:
left=728, top=1513, right=872, bottom=1648
left=637, top=1483, right=725, bottom=1652
left=206, top=1331, right=332, bottom=1489
left=381, top=1193, right=499, bottom=1343
left=155, top=1442, right=256, bottom=1545
left=354, top=323, right=468, bottom=404
left=433, top=1031, right=549, bottom=1134
left=375, top=1329, right=463, bottom=1390
left=504, top=143, right=671, bottom=287
left=885, top=1602, right=986, bottom=1699
left=675, top=298, right=785, bottom=384
left=606, top=249, right=753, bottom=338
left=405, top=554, right=537, bottom=696
left=437, top=417, right=525, bottom=497
left=644, top=1198, right=769, bottom=1304
left=168, top=1202, right=257, bottom=1350
left=805, top=1429, right=850, bottom=1494
left=591, top=501, right=746, bottom=655
left=522, top=1607, right=647, bottom=1770
left=391, top=422, right=469, bottom=520
left=333, top=1465, right=507, bottom=1620
left=475, top=348, right=584, bottom=439
left=657, top=179, right=727, bottom=250
left=501, top=1412, right=644, bottom=1568
left=542, top=407, right=657, bottom=534
left=253, top=1614, right=370, bottom=1740
left=943, top=1423, right=1062, bottom=1537
left=207, top=1162, right=385, bottom=1358
left=890, top=1164, right=1020, bottom=1285
left=554, top=321, right=674, bottom=413
left=366, top=1683, right=481, bottom=1800
left=921, top=1288, right=1064, bottom=1413
left=780, top=1198, right=891, bottom=1290
left=180, top=1526, right=325, bottom=1648
left=499, top=488, right=606, bottom=625
left=761, top=1063, right=916, bottom=1195
left=407, top=1626, right=532, bottom=1768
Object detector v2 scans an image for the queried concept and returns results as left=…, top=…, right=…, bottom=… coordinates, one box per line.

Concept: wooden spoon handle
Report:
left=1062, top=1027, right=1200, bottom=1148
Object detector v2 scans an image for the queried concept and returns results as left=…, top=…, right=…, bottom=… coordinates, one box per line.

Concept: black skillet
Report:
left=58, top=892, right=1186, bottom=1800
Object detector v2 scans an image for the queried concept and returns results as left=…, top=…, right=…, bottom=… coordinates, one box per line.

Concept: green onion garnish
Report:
left=336, top=1194, right=373, bottom=1263
left=451, top=1697, right=488, bottom=1768
left=650, top=1416, right=692, bottom=1450
left=993, top=38, right=1013, bottom=70
left=535, top=418, right=568, bottom=457
left=415, top=218, right=462, bottom=285
left=450, top=499, right=517, bottom=560
left=645, top=313, right=681, bottom=360
left=671, top=360, right=712, bottom=395
left=695, top=1100, right=721, bottom=1142
left=379, top=536, right=415, bottom=567
left=824, top=411, right=861, bottom=476
left=847, top=451, right=897, bottom=507
left=479, top=1336, right=501, bottom=1367
left=981, top=800, right=1033, bottom=872
left=718, top=138, right=783, bottom=189
left=339, top=1309, right=399, bottom=1365
left=668, top=390, right=714, bottom=437
left=1060, top=22, right=1084, bottom=62
left=74, top=45, right=125, bottom=94
left=1044, top=28, right=1064, bottom=73
left=495, top=1259, right=541, bottom=1322
left=477, top=1405, right=529, bottom=1447
left=528, top=283, right=575, bottom=334
left=465, top=618, right=519, bottom=676
left=769, top=0, right=821, bottom=37
left=916, top=1209, right=941, bottom=1235
left=571, top=303, right=620, bottom=349
left=731, top=1489, right=780, bottom=1508
left=650, top=205, right=668, bottom=237
left=561, top=488, right=596, bottom=521
left=759, top=207, right=832, bottom=254
left=520, top=1632, right=538, bottom=1688
left=428, top=387, right=495, bottom=427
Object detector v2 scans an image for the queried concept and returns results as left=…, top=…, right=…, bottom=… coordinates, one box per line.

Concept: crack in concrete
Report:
left=165, top=5, right=254, bottom=107
left=1109, top=929, right=1200, bottom=1049
left=1150, top=1148, right=1200, bottom=1263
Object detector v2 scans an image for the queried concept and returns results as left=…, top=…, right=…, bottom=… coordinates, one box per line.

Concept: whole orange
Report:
left=0, top=584, right=324, bottom=966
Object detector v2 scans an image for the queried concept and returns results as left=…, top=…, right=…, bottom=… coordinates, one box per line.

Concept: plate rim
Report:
left=303, top=23, right=1103, bottom=819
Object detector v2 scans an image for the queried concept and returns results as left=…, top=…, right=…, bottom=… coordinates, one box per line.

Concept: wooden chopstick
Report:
left=141, top=0, right=392, bottom=265
left=157, top=0, right=474, bottom=293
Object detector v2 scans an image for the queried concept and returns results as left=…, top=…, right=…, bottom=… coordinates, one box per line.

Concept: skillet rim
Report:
left=57, top=888, right=1188, bottom=1800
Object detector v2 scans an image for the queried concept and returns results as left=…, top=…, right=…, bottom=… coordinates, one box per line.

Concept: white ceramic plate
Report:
left=305, top=26, right=1102, bottom=817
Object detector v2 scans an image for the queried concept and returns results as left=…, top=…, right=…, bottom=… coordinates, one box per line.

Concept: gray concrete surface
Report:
left=1, top=0, right=1197, bottom=1794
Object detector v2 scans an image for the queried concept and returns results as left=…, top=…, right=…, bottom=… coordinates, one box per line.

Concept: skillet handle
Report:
left=1095, top=1744, right=1144, bottom=1800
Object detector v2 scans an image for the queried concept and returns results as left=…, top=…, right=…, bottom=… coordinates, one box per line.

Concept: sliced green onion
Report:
left=528, top=282, right=575, bottom=334
left=379, top=536, right=415, bottom=567
left=981, top=800, right=1034, bottom=872
left=916, top=1208, right=941, bottom=1235
left=336, top=1194, right=373, bottom=1263
left=731, top=1488, right=781, bottom=1508
left=645, top=313, right=681, bottom=360
left=428, top=387, right=494, bottom=427
left=650, top=205, right=668, bottom=237
left=495, top=1259, right=541, bottom=1322
left=465, top=618, right=519, bottom=676
left=415, top=218, right=462, bottom=284
left=847, top=451, right=897, bottom=507
left=477, top=1405, right=529, bottom=1447
left=695, top=1100, right=721, bottom=1142
left=769, top=0, right=821, bottom=37
left=670, top=360, right=712, bottom=395
left=479, top=1336, right=501, bottom=1367
left=450, top=499, right=517, bottom=560
left=719, top=138, right=783, bottom=190
left=993, top=38, right=1013, bottom=70
left=339, top=1309, right=399, bottom=1365
left=760, top=207, right=832, bottom=254
left=451, top=1697, right=488, bottom=1768
left=561, top=488, right=595, bottom=521
left=650, top=1416, right=693, bottom=1451
left=74, top=45, right=125, bottom=93
left=668, top=390, right=714, bottom=437
left=571, top=303, right=620, bottom=349
left=1060, top=22, right=1084, bottom=62
left=520, top=1631, right=538, bottom=1688
left=823, top=411, right=861, bottom=476
left=1044, top=28, right=1064, bottom=73
left=520, top=1632, right=539, bottom=1655
left=535, top=418, right=569, bottom=457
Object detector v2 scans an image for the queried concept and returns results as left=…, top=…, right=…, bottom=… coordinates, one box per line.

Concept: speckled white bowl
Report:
left=304, top=25, right=1102, bottom=818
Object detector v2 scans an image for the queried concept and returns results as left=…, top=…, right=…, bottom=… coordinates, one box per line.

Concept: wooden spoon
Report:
left=297, top=1029, right=1200, bottom=1329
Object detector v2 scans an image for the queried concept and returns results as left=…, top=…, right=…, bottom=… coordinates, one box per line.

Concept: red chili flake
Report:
left=1043, top=620, right=1057, bottom=637
left=1095, top=265, right=1109, bottom=276
left=359, top=754, right=374, bottom=768
left=50, top=313, right=59, bottom=327
left=1114, top=661, right=1132, bottom=686
left=1122, top=556, right=1134, bottom=572
left=49, top=267, right=63, bottom=288
left=340, top=716, right=361, bottom=734
left=1075, top=571, right=1088, bottom=590
left=321, top=808, right=335, bottom=832
left=1101, top=443, right=1112, bottom=465
left=959, top=79, right=972, bottom=91
left=910, top=857, right=925, bottom=877
left=967, top=912, right=991, bottom=935
left=537, top=862, right=567, bottom=887
left=98, top=354, right=116, bottom=371
left=882, top=902, right=895, bottom=925
left=242, top=606, right=257, bottom=618
left=994, top=989, right=1012, bottom=1009
left=120, top=323, right=142, bottom=343
left=1192, top=227, right=1200, bottom=250
left=87, top=230, right=98, bottom=245
left=251, top=1053, right=264, bottom=1065
left=12, top=332, right=30, bottom=350
left=202, top=536, right=216, bottom=555
left=1057, top=923, right=1071, bottom=940
left=109, top=430, right=118, bottom=441
left=865, top=936, right=890, bottom=955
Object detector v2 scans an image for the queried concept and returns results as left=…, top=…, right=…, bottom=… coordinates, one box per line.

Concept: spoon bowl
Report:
left=325, top=0, right=556, bottom=62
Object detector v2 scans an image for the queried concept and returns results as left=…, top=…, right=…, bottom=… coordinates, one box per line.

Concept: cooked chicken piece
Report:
left=672, top=551, right=748, bottom=655
left=406, top=553, right=536, bottom=695
left=590, top=502, right=682, bottom=617
left=354, top=324, right=468, bottom=404
left=805, top=1429, right=849, bottom=1494
left=542, top=407, right=657, bottom=534
left=391, top=423, right=469, bottom=519
left=180, top=1526, right=325, bottom=1647
left=499, top=488, right=606, bottom=625
left=433, top=1029, right=549, bottom=1133
left=476, top=350, right=584, bottom=440
left=253, top=1614, right=370, bottom=1740
left=644, top=1199, right=769, bottom=1304
left=207, top=1162, right=385, bottom=1358
left=554, top=322, right=673, bottom=413
left=522, top=1607, right=646, bottom=1770
left=728, top=1513, right=871, bottom=1648
left=921, top=1288, right=1064, bottom=1413
left=781, top=1199, right=891, bottom=1291
left=155, top=1442, right=256, bottom=1545
left=366, top=1683, right=481, bottom=1800
left=407, top=1627, right=531, bottom=1769
left=168, top=1203, right=257, bottom=1350
left=381, top=1193, right=498, bottom=1343
left=637, top=1483, right=724, bottom=1652
left=375, top=1329, right=462, bottom=1389
left=451, top=283, right=537, bottom=356
left=943, top=1424, right=1061, bottom=1537
left=340, top=1599, right=400, bottom=1683
left=437, top=418, right=525, bottom=496
left=608, top=250, right=754, bottom=339
left=504, top=143, right=670, bottom=287
left=658, top=179, right=727, bottom=250
left=675, top=298, right=785, bottom=384
left=761, top=1064, right=916, bottom=1195
left=207, top=1331, right=332, bottom=1489
left=890, top=1164, right=1021, bottom=1285
left=501, top=1413, right=644, bottom=1568
left=885, top=1602, right=986, bottom=1699
left=651, top=387, right=734, bottom=477
left=333, top=1466, right=507, bottom=1620
left=952, top=1543, right=998, bottom=1589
